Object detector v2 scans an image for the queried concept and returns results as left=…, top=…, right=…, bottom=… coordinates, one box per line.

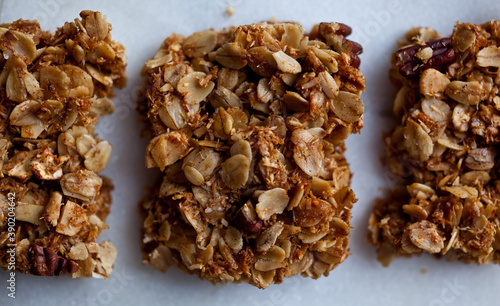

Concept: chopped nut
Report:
left=43, top=191, right=63, bottom=227
left=95, top=241, right=116, bottom=278
left=30, top=148, right=64, bottom=180
left=452, top=104, right=471, bottom=132
left=415, top=47, right=433, bottom=60
left=145, top=132, right=190, bottom=171
left=29, top=244, right=78, bottom=276
left=394, top=37, right=455, bottom=78
left=15, top=204, right=44, bottom=225
left=56, top=201, right=89, bottom=236
left=2, top=150, right=37, bottom=181
left=233, top=202, right=263, bottom=235
left=69, top=242, right=89, bottom=261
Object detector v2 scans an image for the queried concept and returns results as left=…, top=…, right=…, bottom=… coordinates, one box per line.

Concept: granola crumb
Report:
left=226, top=4, right=234, bottom=16
left=139, top=21, right=365, bottom=289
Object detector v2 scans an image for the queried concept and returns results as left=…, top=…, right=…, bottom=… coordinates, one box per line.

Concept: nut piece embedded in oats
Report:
left=0, top=11, right=127, bottom=278
left=138, top=21, right=364, bottom=288
left=369, top=21, right=500, bottom=266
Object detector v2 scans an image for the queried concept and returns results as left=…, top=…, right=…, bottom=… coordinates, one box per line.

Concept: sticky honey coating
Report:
left=369, top=21, right=500, bottom=265
left=139, top=21, right=365, bottom=288
left=0, top=11, right=126, bottom=278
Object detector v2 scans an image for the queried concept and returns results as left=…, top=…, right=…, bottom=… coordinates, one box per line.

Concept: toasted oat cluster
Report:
left=138, top=22, right=364, bottom=288
left=0, top=11, right=126, bottom=277
left=369, top=22, right=500, bottom=264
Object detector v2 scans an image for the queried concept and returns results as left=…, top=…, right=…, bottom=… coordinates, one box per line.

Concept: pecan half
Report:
left=30, top=244, right=79, bottom=276
left=395, top=37, right=456, bottom=78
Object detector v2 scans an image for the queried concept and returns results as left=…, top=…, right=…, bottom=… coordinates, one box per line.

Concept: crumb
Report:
left=225, top=4, right=234, bottom=16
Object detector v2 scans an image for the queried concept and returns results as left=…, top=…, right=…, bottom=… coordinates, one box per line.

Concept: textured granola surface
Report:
left=369, top=21, right=500, bottom=264
left=139, top=21, right=364, bottom=288
left=0, top=11, right=126, bottom=278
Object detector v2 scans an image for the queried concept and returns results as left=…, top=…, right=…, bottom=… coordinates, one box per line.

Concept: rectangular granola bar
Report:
left=138, top=21, right=364, bottom=288
left=0, top=11, right=126, bottom=277
left=369, top=22, right=500, bottom=264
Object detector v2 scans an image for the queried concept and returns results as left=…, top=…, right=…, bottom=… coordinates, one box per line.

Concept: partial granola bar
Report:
left=0, top=11, right=126, bottom=277
left=139, top=22, right=364, bottom=288
left=369, top=22, right=500, bottom=264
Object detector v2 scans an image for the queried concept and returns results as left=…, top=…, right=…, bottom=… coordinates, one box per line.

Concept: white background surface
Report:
left=1, top=0, right=500, bottom=305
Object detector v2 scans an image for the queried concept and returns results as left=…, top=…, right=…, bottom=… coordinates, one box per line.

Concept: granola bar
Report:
left=369, top=22, right=500, bottom=264
left=138, top=22, right=364, bottom=288
left=0, top=11, right=126, bottom=277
